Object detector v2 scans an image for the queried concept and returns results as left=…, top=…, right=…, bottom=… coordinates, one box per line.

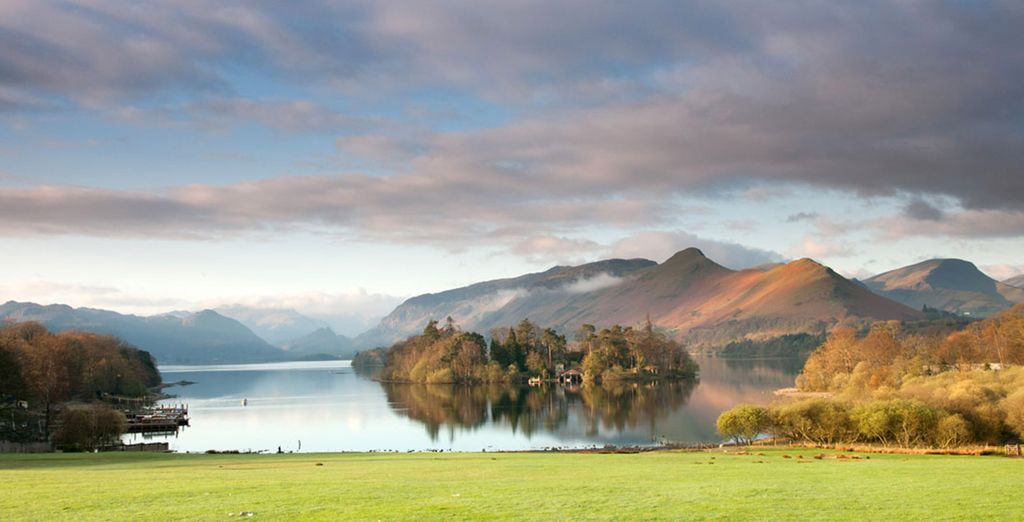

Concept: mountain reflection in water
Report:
left=137, top=355, right=802, bottom=452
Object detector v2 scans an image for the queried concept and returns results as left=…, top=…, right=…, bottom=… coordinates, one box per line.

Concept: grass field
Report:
left=1, top=448, right=1020, bottom=521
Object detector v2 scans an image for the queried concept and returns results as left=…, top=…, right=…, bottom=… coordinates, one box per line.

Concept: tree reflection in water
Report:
left=382, top=380, right=697, bottom=443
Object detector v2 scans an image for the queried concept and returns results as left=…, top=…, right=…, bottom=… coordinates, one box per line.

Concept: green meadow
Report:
left=0, top=449, right=1019, bottom=521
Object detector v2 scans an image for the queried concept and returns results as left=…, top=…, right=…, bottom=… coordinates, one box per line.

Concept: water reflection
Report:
left=383, top=380, right=697, bottom=443
left=136, top=356, right=802, bottom=452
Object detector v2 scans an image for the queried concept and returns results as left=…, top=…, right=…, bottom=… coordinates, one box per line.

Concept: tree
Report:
left=505, top=328, right=525, bottom=370
left=0, top=345, right=26, bottom=398
left=443, top=316, right=458, bottom=335
left=422, top=320, right=441, bottom=342
left=797, top=327, right=860, bottom=391
left=540, top=328, right=566, bottom=368
left=575, top=324, right=596, bottom=354
left=515, top=319, right=539, bottom=351
left=20, top=335, right=77, bottom=433
left=936, top=414, right=971, bottom=448
left=717, top=405, right=770, bottom=446
left=1002, top=389, right=1024, bottom=439
left=525, top=352, right=545, bottom=375
left=853, top=399, right=939, bottom=448
left=53, top=404, right=127, bottom=451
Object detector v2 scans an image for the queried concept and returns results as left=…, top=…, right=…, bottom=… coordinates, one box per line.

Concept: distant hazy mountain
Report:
left=1006, top=275, right=1024, bottom=289
left=864, top=259, right=1024, bottom=317
left=279, top=327, right=355, bottom=359
left=0, top=301, right=284, bottom=364
left=215, top=305, right=330, bottom=345
left=357, top=248, right=920, bottom=349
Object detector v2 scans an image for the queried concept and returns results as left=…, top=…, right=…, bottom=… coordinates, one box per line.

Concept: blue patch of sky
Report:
left=1, top=112, right=335, bottom=189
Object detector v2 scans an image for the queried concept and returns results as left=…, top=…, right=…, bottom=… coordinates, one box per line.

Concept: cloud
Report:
left=214, top=291, right=404, bottom=336
left=2, top=281, right=194, bottom=315
left=790, top=236, right=857, bottom=259
left=874, top=208, right=1024, bottom=239
left=560, top=273, right=626, bottom=294
left=785, top=212, right=818, bottom=223
left=903, top=198, right=945, bottom=221
left=611, top=231, right=785, bottom=269
left=980, top=264, right=1024, bottom=282
left=114, top=98, right=367, bottom=132
left=0, top=177, right=672, bottom=248
left=0, top=281, right=403, bottom=335
left=508, top=236, right=603, bottom=265
left=2, top=1, right=1024, bottom=249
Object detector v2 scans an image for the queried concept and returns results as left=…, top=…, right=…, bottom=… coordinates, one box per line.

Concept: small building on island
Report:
left=558, top=368, right=583, bottom=385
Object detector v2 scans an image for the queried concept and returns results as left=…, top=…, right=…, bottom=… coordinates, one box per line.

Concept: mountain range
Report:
left=278, top=327, right=356, bottom=359
left=357, top=248, right=921, bottom=349
left=4, top=249, right=1021, bottom=363
left=214, top=305, right=332, bottom=345
left=0, top=302, right=282, bottom=364
left=0, top=302, right=359, bottom=364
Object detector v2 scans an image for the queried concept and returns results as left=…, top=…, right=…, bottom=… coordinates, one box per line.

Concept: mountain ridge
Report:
left=279, top=327, right=355, bottom=359
left=0, top=301, right=285, bottom=364
left=864, top=258, right=1024, bottom=316
left=357, top=249, right=921, bottom=349
left=1005, top=274, right=1024, bottom=289
left=214, top=305, right=330, bottom=345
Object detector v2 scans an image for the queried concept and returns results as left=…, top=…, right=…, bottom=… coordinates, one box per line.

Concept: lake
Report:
left=126, top=356, right=803, bottom=452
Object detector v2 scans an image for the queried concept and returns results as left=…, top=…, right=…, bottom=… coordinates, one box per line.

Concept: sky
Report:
left=1, top=1, right=1023, bottom=334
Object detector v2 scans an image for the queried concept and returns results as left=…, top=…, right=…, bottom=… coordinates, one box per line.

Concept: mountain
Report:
left=864, top=259, right=1024, bottom=317
left=354, top=258, right=656, bottom=347
left=0, top=301, right=285, bottom=364
left=279, top=327, right=355, bottom=359
left=357, top=248, right=920, bottom=349
left=1006, top=275, right=1024, bottom=289
left=215, top=305, right=330, bottom=345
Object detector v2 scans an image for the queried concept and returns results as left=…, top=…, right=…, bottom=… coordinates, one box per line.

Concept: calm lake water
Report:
left=126, top=356, right=803, bottom=452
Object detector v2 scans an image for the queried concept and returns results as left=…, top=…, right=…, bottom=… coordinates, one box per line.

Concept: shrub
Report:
left=600, top=365, right=630, bottom=382
left=54, top=404, right=127, bottom=451
left=1001, top=389, right=1024, bottom=439
left=771, top=399, right=855, bottom=445
left=717, top=404, right=770, bottom=445
left=853, top=399, right=940, bottom=448
left=936, top=414, right=972, bottom=448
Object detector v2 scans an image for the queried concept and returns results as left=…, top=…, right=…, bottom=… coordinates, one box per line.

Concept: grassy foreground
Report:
left=1, top=448, right=1020, bottom=521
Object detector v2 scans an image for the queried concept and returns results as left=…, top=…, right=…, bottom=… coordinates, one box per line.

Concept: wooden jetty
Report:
left=125, top=405, right=189, bottom=434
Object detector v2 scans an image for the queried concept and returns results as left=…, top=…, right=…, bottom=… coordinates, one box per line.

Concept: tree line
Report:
left=718, top=305, right=1024, bottom=448
left=575, top=321, right=697, bottom=382
left=377, top=317, right=697, bottom=384
left=0, top=321, right=161, bottom=443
